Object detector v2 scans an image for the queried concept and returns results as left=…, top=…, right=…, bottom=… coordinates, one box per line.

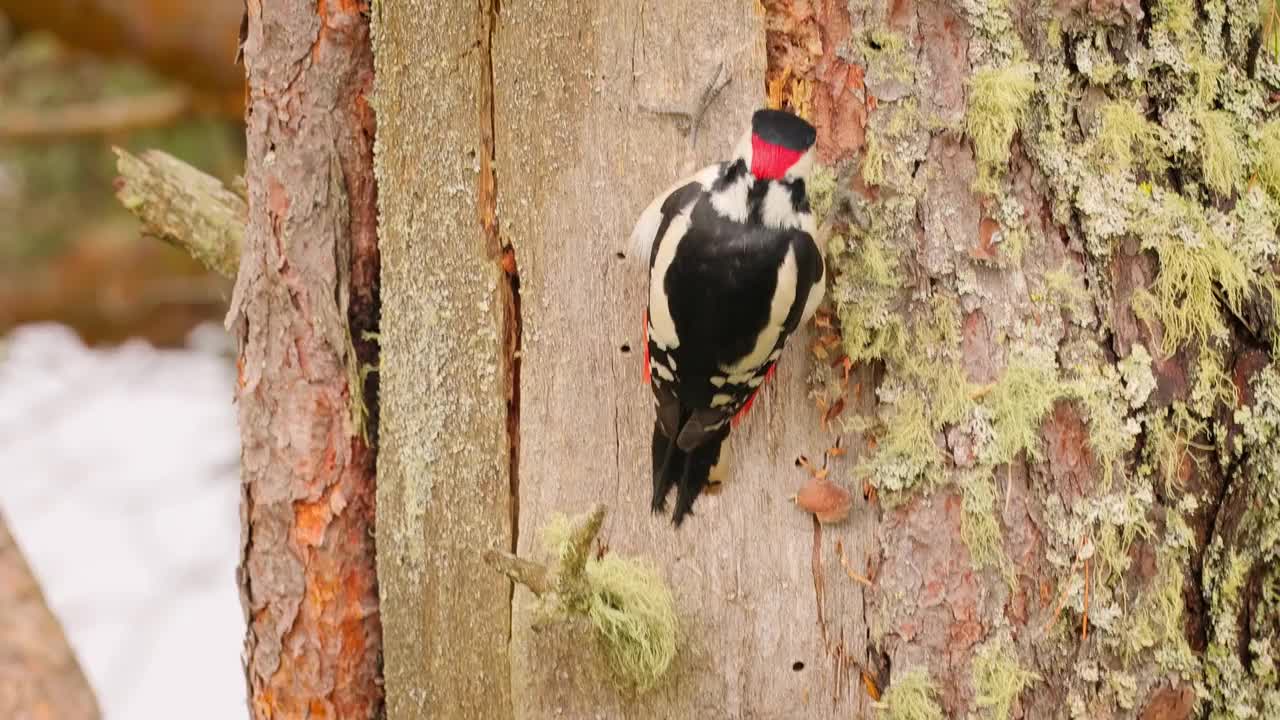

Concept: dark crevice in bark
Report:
left=477, top=0, right=522, bottom=598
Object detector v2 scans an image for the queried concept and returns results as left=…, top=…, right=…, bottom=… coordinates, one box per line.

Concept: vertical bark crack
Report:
left=477, top=0, right=521, bottom=597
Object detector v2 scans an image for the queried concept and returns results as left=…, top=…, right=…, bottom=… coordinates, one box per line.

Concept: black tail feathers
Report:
left=650, top=419, right=726, bottom=527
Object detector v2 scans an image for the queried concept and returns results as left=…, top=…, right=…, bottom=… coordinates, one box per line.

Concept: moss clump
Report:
left=1124, top=534, right=1197, bottom=673
left=972, top=637, right=1040, bottom=719
left=959, top=468, right=1014, bottom=583
left=1131, top=189, right=1253, bottom=356
left=1093, top=102, right=1166, bottom=176
left=541, top=515, right=678, bottom=692
left=966, top=62, right=1037, bottom=194
left=876, top=668, right=945, bottom=720
left=807, top=164, right=840, bottom=222
left=979, top=351, right=1061, bottom=466
left=1256, top=121, right=1280, bottom=200
left=1196, top=110, right=1243, bottom=196
left=866, top=393, right=944, bottom=497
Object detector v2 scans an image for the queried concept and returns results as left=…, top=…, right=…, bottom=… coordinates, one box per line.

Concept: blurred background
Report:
left=0, top=3, right=246, bottom=717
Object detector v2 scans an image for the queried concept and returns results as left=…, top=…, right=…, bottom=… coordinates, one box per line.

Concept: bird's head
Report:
left=733, top=108, right=817, bottom=182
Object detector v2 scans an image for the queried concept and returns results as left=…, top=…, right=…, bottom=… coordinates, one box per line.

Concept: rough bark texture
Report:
left=374, top=0, right=1280, bottom=717
left=231, top=1, right=382, bottom=718
left=113, top=147, right=246, bottom=279
left=0, top=514, right=101, bottom=720
left=763, top=0, right=1280, bottom=716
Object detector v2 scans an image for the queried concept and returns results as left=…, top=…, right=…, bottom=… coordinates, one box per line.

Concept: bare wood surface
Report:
left=113, top=147, right=245, bottom=278
left=372, top=0, right=516, bottom=717
left=0, top=513, right=101, bottom=720
left=493, top=2, right=876, bottom=717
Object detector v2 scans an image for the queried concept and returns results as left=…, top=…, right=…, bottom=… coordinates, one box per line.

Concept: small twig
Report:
left=0, top=90, right=192, bottom=143
left=1082, top=557, right=1090, bottom=640
left=835, top=539, right=873, bottom=587
left=482, top=504, right=607, bottom=602
left=482, top=549, right=551, bottom=597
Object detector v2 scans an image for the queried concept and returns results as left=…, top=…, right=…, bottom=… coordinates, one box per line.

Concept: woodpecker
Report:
left=631, top=108, right=825, bottom=526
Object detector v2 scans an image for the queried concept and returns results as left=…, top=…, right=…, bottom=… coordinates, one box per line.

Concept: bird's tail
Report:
left=651, top=419, right=727, bottom=527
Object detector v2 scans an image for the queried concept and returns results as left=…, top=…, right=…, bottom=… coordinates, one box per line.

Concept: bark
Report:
left=231, top=1, right=381, bottom=718
left=375, top=1, right=875, bottom=717
left=374, top=0, right=1280, bottom=717
left=0, top=0, right=244, bottom=115
left=0, top=513, right=101, bottom=720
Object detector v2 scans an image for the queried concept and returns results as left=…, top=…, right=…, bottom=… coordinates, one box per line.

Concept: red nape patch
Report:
left=750, top=135, right=805, bottom=180
left=643, top=310, right=651, bottom=385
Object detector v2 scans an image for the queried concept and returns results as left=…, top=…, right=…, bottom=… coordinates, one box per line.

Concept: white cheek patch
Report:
left=784, top=147, right=815, bottom=181
left=711, top=176, right=751, bottom=223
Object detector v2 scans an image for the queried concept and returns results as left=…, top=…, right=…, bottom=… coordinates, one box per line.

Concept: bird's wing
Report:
left=651, top=211, right=823, bottom=450
left=628, top=164, right=723, bottom=264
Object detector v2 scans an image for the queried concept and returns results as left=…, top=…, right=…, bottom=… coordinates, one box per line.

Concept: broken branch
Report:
left=113, top=146, right=246, bottom=278
left=482, top=503, right=607, bottom=601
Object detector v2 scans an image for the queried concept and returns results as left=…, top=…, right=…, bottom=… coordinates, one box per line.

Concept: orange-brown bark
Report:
left=231, top=0, right=381, bottom=718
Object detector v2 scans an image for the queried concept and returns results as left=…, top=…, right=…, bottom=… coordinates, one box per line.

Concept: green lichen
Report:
left=979, top=350, right=1061, bottom=466
left=966, top=62, right=1038, bottom=194
left=1130, top=188, right=1253, bottom=357
left=808, top=164, right=840, bottom=222
left=1121, top=525, right=1197, bottom=674
left=1199, top=366, right=1280, bottom=716
left=540, top=515, right=678, bottom=692
left=1093, top=102, right=1166, bottom=176
left=1197, top=110, right=1244, bottom=196
left=875, top=668, right=944, bottom=720
left=1255, top=121, right=1280, bottom=200
left=958, top=468, right=1013, bottom=582
left=972, top=637, right=1040, bottom=719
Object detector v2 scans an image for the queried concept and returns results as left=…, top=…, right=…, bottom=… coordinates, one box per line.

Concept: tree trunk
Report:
left=369, top=0, right=1280, bottom=718
left=0, top=513, right=101, bottom=720
left=231, top=1, right=382, bottom=718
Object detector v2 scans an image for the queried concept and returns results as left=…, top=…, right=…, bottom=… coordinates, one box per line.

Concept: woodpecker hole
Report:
left=792, top=661, right=805, bottom=671
left=620, top=344, right=632, bottom=354
left=614, top=251, right=626, bottom=259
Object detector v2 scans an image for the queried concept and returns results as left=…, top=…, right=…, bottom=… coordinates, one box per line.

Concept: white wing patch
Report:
left=799, top=259, right=826, bottom=325
left=628, top=164, right=719, bottom=264
left=647, top=213, right=690, bottom=350
left=723, top=246, right=799, bottom=374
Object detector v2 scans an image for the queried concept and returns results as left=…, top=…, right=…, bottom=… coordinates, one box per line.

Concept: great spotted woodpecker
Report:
left=631, top=109, right=825, bottom=526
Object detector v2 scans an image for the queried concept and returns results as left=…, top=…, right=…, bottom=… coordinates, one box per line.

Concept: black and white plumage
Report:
left=632, top=108, right=826, bottom=526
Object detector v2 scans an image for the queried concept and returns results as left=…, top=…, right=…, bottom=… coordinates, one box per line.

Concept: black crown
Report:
left=751, top=109, right=817, bottom=151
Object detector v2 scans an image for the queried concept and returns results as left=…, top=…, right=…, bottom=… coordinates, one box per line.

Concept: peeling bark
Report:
left=231, top=1, right=381, bottom=718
